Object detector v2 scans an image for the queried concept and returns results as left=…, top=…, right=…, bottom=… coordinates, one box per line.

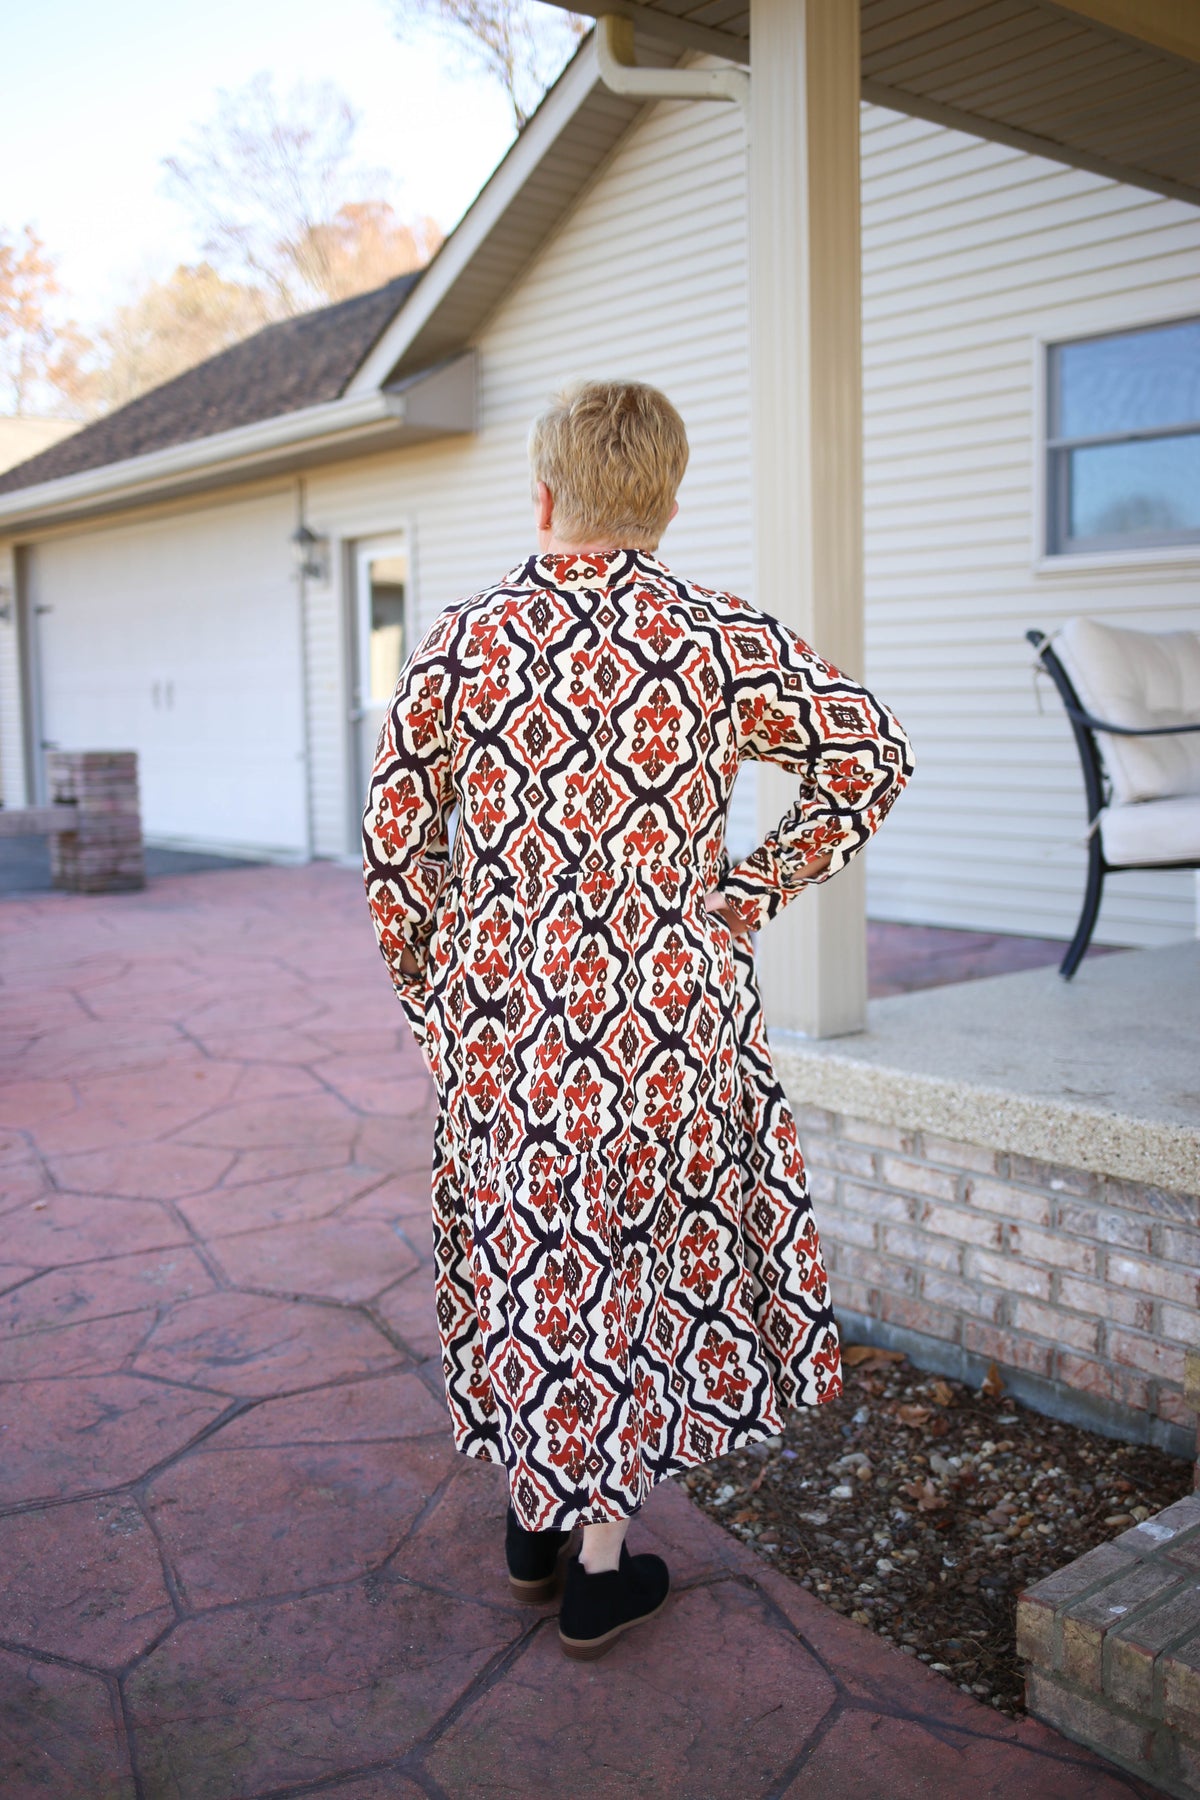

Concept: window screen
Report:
left=1046, top=317, right=1200, bottom=554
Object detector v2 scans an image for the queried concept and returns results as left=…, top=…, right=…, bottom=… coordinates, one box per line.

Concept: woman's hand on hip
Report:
left=704, top=889, right=754, bottom=939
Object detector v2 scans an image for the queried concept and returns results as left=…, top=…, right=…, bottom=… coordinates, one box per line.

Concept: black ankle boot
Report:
left=505, top=1503, right=571, bottom=1603
left=558, top=1542, right=670, bottom=1659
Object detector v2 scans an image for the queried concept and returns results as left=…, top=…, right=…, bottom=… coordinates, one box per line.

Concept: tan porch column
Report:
left=748, top=0, right=867, bottom=1039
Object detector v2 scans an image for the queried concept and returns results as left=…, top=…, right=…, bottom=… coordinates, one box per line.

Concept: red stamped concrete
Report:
left=0, top=1375, right=230, bottom=1507
left=131, top=1289, right=401, bottom=1396
left=0, top=1649, right=134, bottom=1800
left=175, top=1163, right=385, bottom=1238
left=0, top=1191, right=190, bottom=1266
left=0, top=1245, right=215, bottom=1339
left=208, top=1210, right=419, bottom=1302
left=145, top=1435, right=458, bottom=1605
left=0, top=1495, right=173, bottom=1666
left=0, top=1311, right=166, bottom=1382
left=0, top=867, right=1159, bottom=1799
left=126, top=1582, right=518, bottom=1799
left=212, top=1369, right=449, bottom=1447
left=373, top=1271, right=442, bottom=1360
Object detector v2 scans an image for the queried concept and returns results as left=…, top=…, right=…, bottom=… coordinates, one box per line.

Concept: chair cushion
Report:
left=1100, top=794, right=1200, bottom=866
left=1057, top=617, right=1200, bottom=805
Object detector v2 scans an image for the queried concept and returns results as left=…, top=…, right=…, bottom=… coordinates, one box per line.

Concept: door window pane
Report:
left=367, top=554, right=406, bottom=704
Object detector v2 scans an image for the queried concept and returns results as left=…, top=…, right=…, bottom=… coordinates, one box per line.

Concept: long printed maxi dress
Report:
left=363, top=549, right=914, bottom=1530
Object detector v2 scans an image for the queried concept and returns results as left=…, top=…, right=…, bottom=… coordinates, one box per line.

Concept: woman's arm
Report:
left=715, top=611, right=915, bottom=934
left=362, top=622, right=457, bottom=1000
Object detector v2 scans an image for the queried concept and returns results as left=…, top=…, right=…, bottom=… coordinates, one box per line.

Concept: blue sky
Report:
left=1, top=0, right=517, bottom=330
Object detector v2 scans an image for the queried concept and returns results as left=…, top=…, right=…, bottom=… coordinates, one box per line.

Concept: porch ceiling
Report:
left=546, top=0, right=1200, bottom=207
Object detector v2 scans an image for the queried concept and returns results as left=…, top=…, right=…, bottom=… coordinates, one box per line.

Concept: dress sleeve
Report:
left=720, top=611, right=914, bottom=932
left=362, top=620, right=457, bottom=1002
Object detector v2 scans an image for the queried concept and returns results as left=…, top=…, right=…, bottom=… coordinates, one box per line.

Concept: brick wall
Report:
left=797, top=1106, right=1200, bottom=1453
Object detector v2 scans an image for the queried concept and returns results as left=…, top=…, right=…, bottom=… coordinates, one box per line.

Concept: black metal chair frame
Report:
left=1027, top=628, right=1200, bottom=979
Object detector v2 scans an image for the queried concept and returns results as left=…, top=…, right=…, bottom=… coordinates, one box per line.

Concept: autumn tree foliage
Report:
left=0, top=226, right=92, bottom=417
left=94, top=264, right=275, bottom=413
left=3, top=74, right=443, bottom=424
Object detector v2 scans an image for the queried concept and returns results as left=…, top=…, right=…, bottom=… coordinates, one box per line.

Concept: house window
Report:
left=1046, top=316, right=1200, bottom=553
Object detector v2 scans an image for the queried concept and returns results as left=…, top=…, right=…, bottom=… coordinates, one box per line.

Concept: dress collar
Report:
left=524, top=547, right=668, bottom=588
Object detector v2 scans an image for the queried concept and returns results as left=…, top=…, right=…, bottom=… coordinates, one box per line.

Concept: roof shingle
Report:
left=0, top=270, right=420, bottom=496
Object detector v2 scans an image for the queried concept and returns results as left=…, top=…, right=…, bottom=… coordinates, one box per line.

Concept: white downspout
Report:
left=594, top=15, right=750, bottom=110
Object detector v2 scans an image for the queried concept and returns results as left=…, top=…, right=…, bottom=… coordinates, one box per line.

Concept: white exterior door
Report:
left=30, top=491, right=308, bottom=857
left=351, top=536, right=409, bottom=802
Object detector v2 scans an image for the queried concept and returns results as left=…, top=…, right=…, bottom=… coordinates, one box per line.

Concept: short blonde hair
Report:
left=528, top=379, right=689, bottom=547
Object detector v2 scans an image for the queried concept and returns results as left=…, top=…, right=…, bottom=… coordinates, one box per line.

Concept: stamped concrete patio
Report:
left=0, top=864, right=1162, bottom=1799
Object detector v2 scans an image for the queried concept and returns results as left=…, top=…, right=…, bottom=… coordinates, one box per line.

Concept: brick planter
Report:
left=1017, top=1350, right=1200, bottom=1794
left=1018, top=1500, right=1200, bottom=1790
left=795, top=1108, right=1199, bottom=1457
left=46, top=750, right=144, bottom=893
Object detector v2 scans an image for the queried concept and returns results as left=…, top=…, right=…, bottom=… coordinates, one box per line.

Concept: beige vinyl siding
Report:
left=860, top=103, right=1200, bottom=945
left=0, top=543, right=22, bottom=806
left=306, top=85, right=756, bottom=860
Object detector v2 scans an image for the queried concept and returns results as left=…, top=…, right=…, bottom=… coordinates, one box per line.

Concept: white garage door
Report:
left=31, top=491, right=308, bottom=858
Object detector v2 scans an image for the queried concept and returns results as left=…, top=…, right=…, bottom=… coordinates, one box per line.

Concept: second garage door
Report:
left=30, top=490, right=309, bottom=858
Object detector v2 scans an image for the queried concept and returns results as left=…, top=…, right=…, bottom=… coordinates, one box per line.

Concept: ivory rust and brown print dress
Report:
left=363, top=549, right=913, bottom=1530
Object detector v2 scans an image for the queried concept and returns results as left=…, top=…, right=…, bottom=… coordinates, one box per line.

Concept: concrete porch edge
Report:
left=769, top=941, right=1200, bottom=1193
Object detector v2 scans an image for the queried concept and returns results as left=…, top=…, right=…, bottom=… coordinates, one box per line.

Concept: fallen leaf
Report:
left=929, top=1380, right=956, bottom=1407
left=980, top=1361, right=1005, bottom=1400
left=895, top=1404, right=933, bottom=1428
left=899, top=1478, right=944, bottom=1512
left=842, top=1344, right=906, bottom=1368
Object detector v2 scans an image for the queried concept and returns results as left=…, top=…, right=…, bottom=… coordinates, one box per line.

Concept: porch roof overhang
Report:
left=541, top=0, right=1200, bottom=208
left=0, top=355, right=477, bottom=534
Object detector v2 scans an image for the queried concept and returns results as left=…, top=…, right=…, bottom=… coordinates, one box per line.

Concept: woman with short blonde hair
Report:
left=364, top=377, right=913, bottom=1659
left=527, top=378, right=689, bottom=547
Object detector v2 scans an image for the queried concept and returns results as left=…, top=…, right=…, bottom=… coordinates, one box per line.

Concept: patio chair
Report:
left=1027, top=618, right=1200, bottom=980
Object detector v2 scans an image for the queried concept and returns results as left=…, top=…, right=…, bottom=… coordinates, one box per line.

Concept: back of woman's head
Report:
left=529, top=380, right=689, bottom=548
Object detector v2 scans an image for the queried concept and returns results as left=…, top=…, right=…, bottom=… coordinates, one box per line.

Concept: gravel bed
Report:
left=682, top=1345, right=1193, bottom=1716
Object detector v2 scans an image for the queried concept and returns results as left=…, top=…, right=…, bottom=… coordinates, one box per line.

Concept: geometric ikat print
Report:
left=363, top=550, right=915, bottom=1528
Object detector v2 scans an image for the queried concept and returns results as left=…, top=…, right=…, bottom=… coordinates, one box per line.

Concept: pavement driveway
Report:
left=0, top=864, right=1157, bottom=1799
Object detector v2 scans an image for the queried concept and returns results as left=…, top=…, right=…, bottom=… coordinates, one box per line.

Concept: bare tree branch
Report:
left=162, top=73, right=435, bottom=314
left=390, top=0, right=588, bottom=129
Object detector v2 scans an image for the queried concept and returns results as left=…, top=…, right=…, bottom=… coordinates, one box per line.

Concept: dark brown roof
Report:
left=0, top=269, right=421, bottom=495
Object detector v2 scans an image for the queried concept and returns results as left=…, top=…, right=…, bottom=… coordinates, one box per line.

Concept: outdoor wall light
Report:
left=291, top=524, right=330, bottom=583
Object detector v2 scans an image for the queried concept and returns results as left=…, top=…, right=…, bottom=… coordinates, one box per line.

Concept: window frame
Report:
left=1043, top=315, right=1200, bottom=558
left=338, top=517, right=418, bottom=858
